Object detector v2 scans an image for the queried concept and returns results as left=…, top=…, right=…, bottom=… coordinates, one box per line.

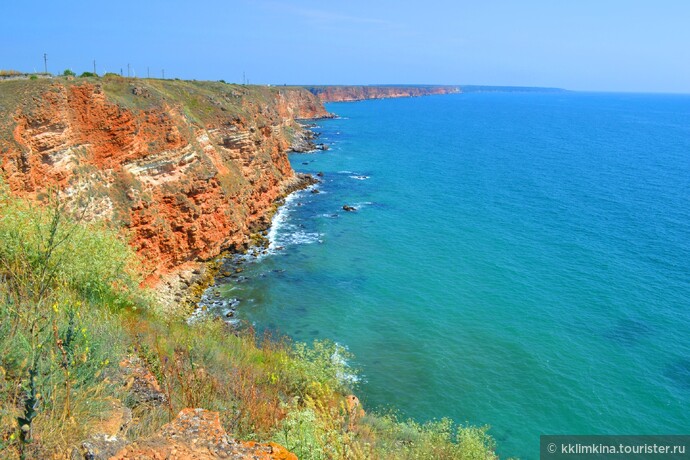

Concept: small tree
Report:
left=79, top=71, right=96, bottom=78
left=62, top=69, right=75, bottom=77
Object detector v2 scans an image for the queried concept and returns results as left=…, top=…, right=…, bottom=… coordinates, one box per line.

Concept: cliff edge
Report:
left=0, top=78, right=330, bottom=294
left=305, top=85, right=460, bottom=102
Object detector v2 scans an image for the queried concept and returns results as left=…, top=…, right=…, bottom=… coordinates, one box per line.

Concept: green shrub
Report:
left=0, top=189, right=135, bottom=457
left=79, top=72, right=97, bottom=78
left=457, top=425, right=498, bottom=460
left=62, top=69, right=75, bottom=77
left=0, top=188, right=142, bottom=308
left=273, top=408, right=327, bottom=459
left=287, top=340, right=357, bottom=398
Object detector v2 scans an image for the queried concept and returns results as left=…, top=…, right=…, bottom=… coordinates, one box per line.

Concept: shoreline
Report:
left=189, top=175, right=321, bottom=326
left=162, top=170, right=322, bottom=319
left=182, top=115, right=337, bottom=326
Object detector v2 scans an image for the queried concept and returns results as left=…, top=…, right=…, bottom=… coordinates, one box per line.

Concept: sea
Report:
left=207, top=92, right=690, bottom=458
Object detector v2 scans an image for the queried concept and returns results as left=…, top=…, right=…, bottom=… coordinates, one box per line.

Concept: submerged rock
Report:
left=342, top=205, right=357, bottom=212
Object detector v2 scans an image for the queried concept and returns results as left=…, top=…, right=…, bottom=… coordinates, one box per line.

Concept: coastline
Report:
left=0, top=79, right=507, bottom=458
left=189, top=173, right=320, bottom=325
left=161, top=170, right=322, bottom=319
left=305, top=84, right=461, bottom=102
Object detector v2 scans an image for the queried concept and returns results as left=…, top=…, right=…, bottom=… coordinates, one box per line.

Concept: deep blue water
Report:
left=213, top=92, right=690, bottom=458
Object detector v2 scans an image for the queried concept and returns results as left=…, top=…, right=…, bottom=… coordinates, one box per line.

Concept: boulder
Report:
left=111, top=408, right=297, bottom=459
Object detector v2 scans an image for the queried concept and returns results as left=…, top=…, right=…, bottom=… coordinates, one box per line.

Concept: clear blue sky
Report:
left=2, top=0, right=689, bottom=93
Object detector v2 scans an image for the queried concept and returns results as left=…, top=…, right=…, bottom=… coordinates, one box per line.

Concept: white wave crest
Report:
left=332, top=343, right=360, bottom=385
left=263, top=185, right=323, bottom=256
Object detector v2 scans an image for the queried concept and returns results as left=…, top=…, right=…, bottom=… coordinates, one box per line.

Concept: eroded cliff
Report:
left=0, top=78, right=330, bottom=289
left=306, top=85, right=460, bottom=102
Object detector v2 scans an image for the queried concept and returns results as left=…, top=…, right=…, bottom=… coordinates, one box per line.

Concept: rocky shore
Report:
left=180, top=172, right=321, bottom=321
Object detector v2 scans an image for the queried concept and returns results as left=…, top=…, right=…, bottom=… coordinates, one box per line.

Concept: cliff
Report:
left=0, top=77, right=330, bottom=291
left=305, top=85, right=460, bottom=102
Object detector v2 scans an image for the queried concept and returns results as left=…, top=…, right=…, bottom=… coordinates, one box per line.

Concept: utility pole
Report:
left=243, top=72, right=246, bottom=85
left=120, top=68, right=123, bottom=76
left=147, top=67, right=150, bottom=79
left=43, top=53, right=48, bottom=74
left=93, top=60, right=96, bottom=75
left=127, top=63, right=130, bottom=78
left=162, top=69, right=165, bottom=79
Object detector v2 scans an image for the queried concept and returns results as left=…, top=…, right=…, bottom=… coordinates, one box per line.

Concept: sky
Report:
left=2, top=0, right=690, bottom=93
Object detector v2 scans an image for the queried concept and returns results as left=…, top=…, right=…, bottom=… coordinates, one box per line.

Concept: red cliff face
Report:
left=0, top=79, right=330, bottom=286
left=307, top=85, right=460, bottom=102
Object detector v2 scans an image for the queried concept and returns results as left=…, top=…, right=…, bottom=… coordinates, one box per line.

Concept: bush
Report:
left=0, top=188, right=142, bottom=308
left=0, top=189, right=135, bottom=458
left=286, top=340, right=357, bottom=399
left=62, top=69, right=75, bottom=77
left=79, top=72, right=97, bottom=78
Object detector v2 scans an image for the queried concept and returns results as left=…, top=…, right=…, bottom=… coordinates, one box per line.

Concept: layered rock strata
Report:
left=0, top=78, right=330, bottom=292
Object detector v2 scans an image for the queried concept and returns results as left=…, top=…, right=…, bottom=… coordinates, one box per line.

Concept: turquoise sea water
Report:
left=214, top=92, right=690, bottom=458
